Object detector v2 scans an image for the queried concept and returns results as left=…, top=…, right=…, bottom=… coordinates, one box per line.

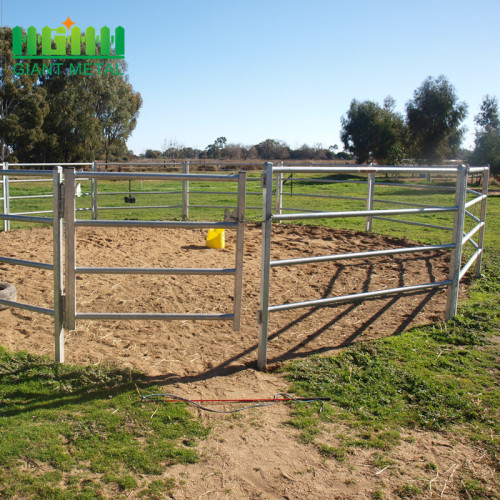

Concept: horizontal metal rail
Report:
left=373, top=198, right=444, bottom=209
left=78, top=171, right=241, bottom=182
left=374, top=182, right=456, bottom=191
left=273, top=206, right=458, bottom=221
left=76, top=312, right=234, bottom=321
left=74, top=219, right=238, bottom=229
left=268, top=280, right=452, bottom=313
left=11, top=162, right=93, bottom=167
left=0, top=298, right=54, bottom=316
left=0, top=170, right=54, bottom=177
left=10, top=194, right=53, bottom=200
left=0, top=213, right=53, bottom=223
left=274, top=166, right=461, bottom=174
left=96, top=190, right=183, bottom=196
left=464, top=194, right=487, bottom=209
left=372, top=216, right=453, bottom=231
left=0, top=255, right=54, bottom=270
left=462, top=222, right=484, bottom=246
left=76, top=267, right=236, bottom=275
left=9, top=210, right=53, bottom=215
left=282, top=192, right=367, bottom=202
left=283, top=177, right=368, bottom=185
left=9, top=178, right=54, bottom=183
left=465, top=210, right=481, bottom=223
left=459, top=249, right=483, bottom=281
left=270, top=243, right=455, bottom=268
left=95, top=204, right=182, bottom=211
left=467, top=188, right=482, bottom=196
left=469, top=166, right=489, bottom=173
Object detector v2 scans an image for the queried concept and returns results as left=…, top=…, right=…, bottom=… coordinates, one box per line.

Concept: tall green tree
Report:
left=340, top=97, right=406, bottom=164
left=0, top=27, right=48, bottom=161
left=473, top=95, right=500, bottom=174
left=406, top=75, right=467, bottom=163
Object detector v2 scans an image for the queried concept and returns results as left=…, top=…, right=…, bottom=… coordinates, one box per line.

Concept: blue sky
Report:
left=3, top=0, right=499, bottom=155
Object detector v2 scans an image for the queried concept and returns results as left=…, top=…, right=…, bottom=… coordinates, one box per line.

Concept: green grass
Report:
left=0, top=351, right=207, bottom=498
left=283, top=254, right=499, bottom=465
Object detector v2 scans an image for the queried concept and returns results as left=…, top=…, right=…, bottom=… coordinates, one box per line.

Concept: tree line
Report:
left=144, top=137, right=352, bottom=162
left=340, top=75, right=499, bottom=174
left=0, top=27, right=142, bottom=164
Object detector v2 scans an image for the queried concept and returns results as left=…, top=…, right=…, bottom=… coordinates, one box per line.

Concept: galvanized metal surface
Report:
left=268, top=280, right=452, bottom=313
left=270, top=243, right=455, bottom=268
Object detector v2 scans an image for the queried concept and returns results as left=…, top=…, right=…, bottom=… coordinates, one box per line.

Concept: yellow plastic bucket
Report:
left=206, top=228, right=225, bottom=249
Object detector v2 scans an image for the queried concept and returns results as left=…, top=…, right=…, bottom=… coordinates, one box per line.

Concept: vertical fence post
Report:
left=365, top=172, right=375, bottom=232
left=275, top=170, right=283, bottom=215
left=2, top=162, right=10, bottom=232
left=474, top=165, right=490, bottom=277
left=91, top=161, right=98, bottom=220
left=232, top=171, right=247, bottom=331
left=258, top=162, right=273, bottom=371
left=53, top=166, right=65, bottom=362
left=446, top=164, right=468, bottom=320
left=182, top=161, right=189, bottom=220
left=64, top=167, right=76, bottom=330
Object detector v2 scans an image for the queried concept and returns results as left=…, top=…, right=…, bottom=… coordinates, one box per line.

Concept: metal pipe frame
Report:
left=474, top=167, right=489, bottom=277
left=374, top=182, right=456, bottom=191
left=0, top=214, right=52, bottom=223
left=258, top=162, right=273, bottom=371
left=11, top=162, right=93, bottom=167
left=372, top=216, right=453, bottom=231
left=270, top=243, right=455, bottom=268
left=79, top=171, right=241, bottom=182
left=464, top=194, right=487, bottom=209
left=446, top=165, right=468, bottom=320
left=462, top=222, right=484, bottom=246
left=94, top=205, right=182, bottom=211
left=465, top=210, right=481, bottom=223
left=281, top=192, right=367, bottom=202
left=75, top=219, right=238, bottom=229
left=76, top=267, right=236, bottom=275
left=96, top=190, right=183, bottom=196
left=8, top=178, right=53, bottom=183
left=373, top=198, right=444, bottom=209
left=232, top=171, right=247, bottom=331
left=0, top=255, right=53, bottom=270
left=273, top=206, right=458, bottom=221
left=53, top=167, right=65, bottom=363
left=268, top=280, right=452, bottom=313
left=10, top=194, right=53, bottom=200
left=365, top=172, right=375, bottom=231
left=0, top=298, right=54, bottom=316
left=0, top=170, right=57, bottom=176
left=182, top=161, right=189, bottom=220
left=460, top=249, right=483, bottom=281
left=274, top=166, right=461, bottom=174
left=76, top=312, right=234, bottom=321
left=2, top=162, right=9, bottom=231
left=64, top=168, right=77, bottom=330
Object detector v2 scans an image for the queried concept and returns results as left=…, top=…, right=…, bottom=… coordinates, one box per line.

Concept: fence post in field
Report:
left=275, top=171, right=283, bottom=215
left=474, top=165, right=490, bottom=277
left=365, top=172, right=375, bottom=232
left=91, top=161, right=98, bottom=220
left=64, top=167, right=77, bottom=331
left=2, top=162, right=10, bottom=232
left=53, top=166, right=65, bottom=362
left=258, top=162, right=273, bottom=371
left=446, top=164, right=468, bottom=320
left=182, top=161, right=189, bottom=220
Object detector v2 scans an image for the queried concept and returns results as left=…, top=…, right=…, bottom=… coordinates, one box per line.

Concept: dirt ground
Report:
left=0, top=224, right=494, bottom=499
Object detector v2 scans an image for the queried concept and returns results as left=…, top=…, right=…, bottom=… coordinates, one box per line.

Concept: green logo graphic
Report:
left=12, top=17, right=124, bottom=60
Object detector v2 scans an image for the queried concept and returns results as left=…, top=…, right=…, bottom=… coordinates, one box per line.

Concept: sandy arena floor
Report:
left=0, top=223, right=451, bottom=376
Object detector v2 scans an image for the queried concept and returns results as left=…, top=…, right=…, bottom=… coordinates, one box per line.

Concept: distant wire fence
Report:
left=0, top=161, right=490, bottom=370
